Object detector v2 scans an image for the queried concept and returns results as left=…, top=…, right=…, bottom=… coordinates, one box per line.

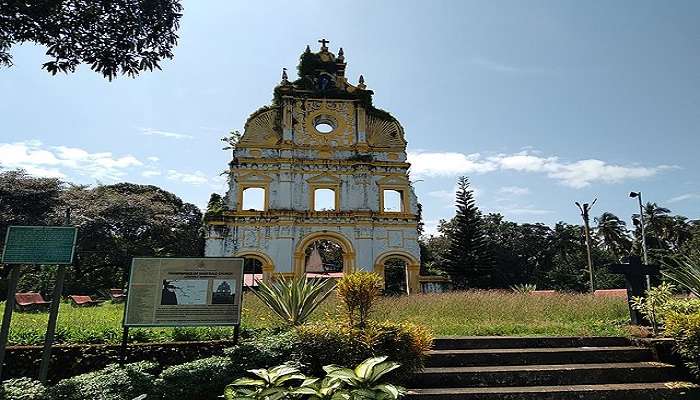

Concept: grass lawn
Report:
left=1, top=291, right=630, bottom=346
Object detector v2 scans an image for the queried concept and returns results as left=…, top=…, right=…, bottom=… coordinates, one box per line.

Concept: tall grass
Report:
left=1, top=291, right=630, bottom=345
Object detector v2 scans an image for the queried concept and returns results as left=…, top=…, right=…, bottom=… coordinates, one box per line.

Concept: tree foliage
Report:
left=443, top=177, right=492, bottom=289
left=0, top=0, right=182, bottom=80
left=0, top=170, right=204, bottom=297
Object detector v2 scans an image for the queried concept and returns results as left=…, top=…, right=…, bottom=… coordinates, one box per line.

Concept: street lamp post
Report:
left=629, top=191, right=650, bottom=289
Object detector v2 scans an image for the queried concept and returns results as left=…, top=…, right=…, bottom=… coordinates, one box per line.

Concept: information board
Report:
left=124, top=258, right=244, bottom=327
left=1, top=226, right=77, bottom=265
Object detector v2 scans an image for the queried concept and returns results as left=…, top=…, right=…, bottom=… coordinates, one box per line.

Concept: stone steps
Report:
left=407, top=336, right=700, bottom=400
left=426, top=346, right=653, bottom=367
left=408, top=383, right=700, bottom=400
left=416, top=362, right=680, bottom=388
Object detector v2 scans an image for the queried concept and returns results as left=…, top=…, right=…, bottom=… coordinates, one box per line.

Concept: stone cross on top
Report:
left=318, top=38, right=329, bottom=51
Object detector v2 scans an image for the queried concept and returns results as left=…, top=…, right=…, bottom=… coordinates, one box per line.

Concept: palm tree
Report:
left=632, top=202, right=671, bottom=251
left=595, top=212, right=631, bottom=260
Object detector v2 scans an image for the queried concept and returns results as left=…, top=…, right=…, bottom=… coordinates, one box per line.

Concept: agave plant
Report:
left=510, top=283, right=537, bottom=294
left=323, top=356, right=406, bottom=400
left=662, top=253, right=700, bottom=297
left=252, top=276, right=336, bottom=326
left=224, top=364, right=306, bottom=400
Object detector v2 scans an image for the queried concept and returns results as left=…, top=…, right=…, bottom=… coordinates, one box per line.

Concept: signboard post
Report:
left=0, top=218, right=77, bottom=382
left=120, top=257, right=244, bottom=364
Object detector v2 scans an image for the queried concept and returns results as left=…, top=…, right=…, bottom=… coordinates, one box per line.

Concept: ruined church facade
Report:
left=205, top=40, right=424, bottom=292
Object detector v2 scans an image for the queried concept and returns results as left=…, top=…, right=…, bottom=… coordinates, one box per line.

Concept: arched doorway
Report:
left=235, top=251, right=274, bottom=286
left=383, top=257, right=409, bottom=295
left=374, top=251, right=420, bottom=294
left=294, top=232, right=355, bottom=277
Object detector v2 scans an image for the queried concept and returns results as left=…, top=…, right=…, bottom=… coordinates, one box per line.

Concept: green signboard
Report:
left=1, top=226, right=77, bottom=265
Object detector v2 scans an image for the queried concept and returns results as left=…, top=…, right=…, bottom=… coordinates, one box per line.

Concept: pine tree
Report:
left=444, top=176, right=492, bottom=289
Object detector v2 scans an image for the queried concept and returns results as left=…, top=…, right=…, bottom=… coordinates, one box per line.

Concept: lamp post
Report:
left=629, top=191, right=650, bottom=289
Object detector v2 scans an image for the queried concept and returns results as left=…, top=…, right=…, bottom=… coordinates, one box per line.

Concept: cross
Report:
left=606, top=256, right=660, bottom=326
left=318, top=38, right=329, bottom=49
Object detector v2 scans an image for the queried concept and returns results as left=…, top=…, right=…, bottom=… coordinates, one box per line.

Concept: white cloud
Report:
left=141, top=170, right=162, bottom=177
left=147, top=156, right=160, bottom=163
left=140, top=128, right=193, bottom=140
left=667, top=193, right=700, bottom=203
left=408, top=149, right=676, bottom=188
left=408, top=151, right=496, bottom=176
left=499, top=186, right=530, bottom=196
left=0, top=140, right=142, bottom=180
left=166, top=170, right=209, bottom=185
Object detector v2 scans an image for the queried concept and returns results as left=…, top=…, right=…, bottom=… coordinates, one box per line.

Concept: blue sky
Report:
left=1, top=0, right=699, bottom=235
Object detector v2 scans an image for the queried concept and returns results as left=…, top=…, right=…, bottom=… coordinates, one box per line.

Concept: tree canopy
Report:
left=0, top=0, right=182, bottom=80
left=0, top=170, right=204, bottom=297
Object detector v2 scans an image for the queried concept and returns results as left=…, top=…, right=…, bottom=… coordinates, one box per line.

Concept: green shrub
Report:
left=293, top=321, right=372, bottom=375
left=336, top=272, right=383, bottom=328
left=630, top=282, right=675, bottom=334
left=1, top=377, right=47, bottom=400
left=224, top=330, right=298, bottom=370
left=48, top=361, right=158, bottom=400
left=293, top=320, right=432, bottom=382
left=665, top=312, right=700, bottom=379
left=153, top=356, right=237, bottom=400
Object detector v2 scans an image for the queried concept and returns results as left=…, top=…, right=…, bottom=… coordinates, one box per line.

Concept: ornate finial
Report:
left=358, top=74, right=366, bottom=89
left=305, top=45, right=311, bottom=53
left=281, top=67, right=288, bottom=83
left=318, top=38, right=329, bottom=51
left=337, top=47, right=345, bottom=62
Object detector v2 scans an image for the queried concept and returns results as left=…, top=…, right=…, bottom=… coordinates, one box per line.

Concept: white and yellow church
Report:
left=205, top=39, right=433, bottom=293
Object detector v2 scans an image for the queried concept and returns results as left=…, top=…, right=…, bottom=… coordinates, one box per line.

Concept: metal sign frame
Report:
left=1, top=226, right=78, bottom=265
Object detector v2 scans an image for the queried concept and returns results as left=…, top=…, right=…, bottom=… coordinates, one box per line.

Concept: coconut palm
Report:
left=594, top=212, right=631, bottom=260
left=632, top=202, right=672, bottom=251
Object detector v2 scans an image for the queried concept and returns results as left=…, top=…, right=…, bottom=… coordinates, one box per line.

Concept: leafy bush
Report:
left=224, top=364, right=307, bottom=400
left=336, top=272, right=383, bottom=328
left=665, top=311, right=700, bottom=379
left=252, top=277, right=336, bottom=326
left=153, top=356, right=238, bottom=400
left=293, top=320, right=432, bottom=382
left=224, top=330, right=298, bottom=370
left=630, top=282, right=675, bottom=334
left=48, top=361, right=158, bottom=400
left=224, top=357, right=405, bottom=400
left=323, top=356, right=406, bottom=399
left=1, top=377, right=47, bottom=400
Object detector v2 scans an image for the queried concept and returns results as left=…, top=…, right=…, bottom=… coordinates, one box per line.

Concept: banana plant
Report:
left=224, top=364, right=307, bottom=400
left=252, top=276, right=336, bottom=326
left=323, top=356, right=406, bottom=400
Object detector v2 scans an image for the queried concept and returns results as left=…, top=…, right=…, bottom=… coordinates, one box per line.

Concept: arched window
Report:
left=314, top=188, right=336, bottom=211
left=382, top=189, right=403, bottom=212
left=241, top=187, right=265, bottom=210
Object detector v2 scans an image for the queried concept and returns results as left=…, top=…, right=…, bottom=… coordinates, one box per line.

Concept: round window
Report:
left=313, top=115, right=336, bottom=134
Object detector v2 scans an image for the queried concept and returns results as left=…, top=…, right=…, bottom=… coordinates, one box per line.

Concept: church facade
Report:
left=205, top=40, right=424, bottom=293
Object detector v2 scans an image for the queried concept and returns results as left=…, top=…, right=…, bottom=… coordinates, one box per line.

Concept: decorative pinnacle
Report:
left=281, top=67, right=288, bottom=83
left=358, top=74, right=366, bottom=89
left=305, top=45, right=311, bottom=53
left=337, top=47, right=345, bottom=62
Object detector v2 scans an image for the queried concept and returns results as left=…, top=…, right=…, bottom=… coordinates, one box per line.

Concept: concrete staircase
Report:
left=407, top=336, right=700, bottom=399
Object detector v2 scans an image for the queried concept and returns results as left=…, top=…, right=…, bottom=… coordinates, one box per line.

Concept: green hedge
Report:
left=153, top=356, right=237, bottom=400
left=1, top=377, right=47, bottom=400
left=665, top=311, right=700, bottom=379
left=48, top=362, right=157, bottom=400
